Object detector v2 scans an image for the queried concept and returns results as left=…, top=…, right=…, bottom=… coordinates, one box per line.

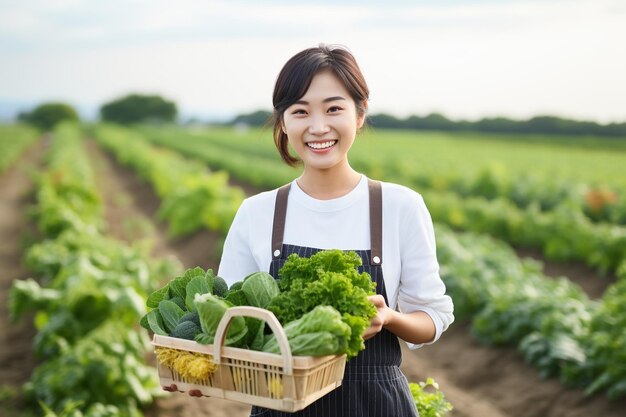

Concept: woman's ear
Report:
left=357, top=113, right=366, bottom=130
left=357, top=100, right=367, bottom=129
left=358, top=100, right=368, bottom=129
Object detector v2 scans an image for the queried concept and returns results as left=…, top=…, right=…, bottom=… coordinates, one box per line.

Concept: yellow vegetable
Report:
left=267, top=375, right=283, bottom=398
left=155, top=346, right=182, bottom=368
left=185, top=356, right=217, bottom=380
left=231, top=366, right=248, bottom=391
left=155, top=347, right=217, bottom=381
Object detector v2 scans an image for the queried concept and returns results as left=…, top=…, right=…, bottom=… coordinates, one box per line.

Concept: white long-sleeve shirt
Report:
left=218, top=174, right=454, bottom=348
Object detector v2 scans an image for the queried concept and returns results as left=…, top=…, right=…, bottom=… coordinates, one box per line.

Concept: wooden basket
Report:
left=152, top=306, right=347, bottom=412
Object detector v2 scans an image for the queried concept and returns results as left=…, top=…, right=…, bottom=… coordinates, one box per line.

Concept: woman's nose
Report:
left=308, top=115, right=330, bottom=135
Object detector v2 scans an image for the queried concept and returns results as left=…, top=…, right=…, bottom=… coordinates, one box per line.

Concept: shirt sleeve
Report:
left=398, top=193, right=454, bottom=349
left=217, top=198, right=260, bottom=287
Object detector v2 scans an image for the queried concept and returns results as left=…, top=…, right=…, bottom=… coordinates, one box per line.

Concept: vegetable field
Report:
left=2, top=122, right=626, bottom=417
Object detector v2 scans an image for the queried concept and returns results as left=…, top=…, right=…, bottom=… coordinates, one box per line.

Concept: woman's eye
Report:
left=292, top=109, right=307, bottom=115
left=328, top=106, right=343, bottom=113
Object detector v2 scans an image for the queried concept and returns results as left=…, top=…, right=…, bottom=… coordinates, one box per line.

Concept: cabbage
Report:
left=263, top=305, right=351, bottom=356
left=194, top=293, right=247, bottom=346
left=241, top=272, right=279, bottom=308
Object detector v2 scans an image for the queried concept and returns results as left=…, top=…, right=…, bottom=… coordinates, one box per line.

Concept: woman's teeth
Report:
left=307, top=140, right=337, bottom=149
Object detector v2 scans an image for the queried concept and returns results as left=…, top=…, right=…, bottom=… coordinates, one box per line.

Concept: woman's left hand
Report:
left=363, top=295, right=393, bottom=340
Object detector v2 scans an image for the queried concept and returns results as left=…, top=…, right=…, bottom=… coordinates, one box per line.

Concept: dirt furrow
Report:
left=0, top=139, right=46, bottom=415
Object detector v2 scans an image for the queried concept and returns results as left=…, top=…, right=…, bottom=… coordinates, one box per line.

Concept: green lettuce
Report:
left=241, top=271, right=279, bottom=308
left=194, top=293, right=247, bottom=346
left=268, top=250, right=377, bottom=359
left=263, top=305, right=351, bottom=356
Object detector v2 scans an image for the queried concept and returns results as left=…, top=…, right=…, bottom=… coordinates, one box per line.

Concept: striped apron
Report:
left=250, top=179, right=418, bottom=417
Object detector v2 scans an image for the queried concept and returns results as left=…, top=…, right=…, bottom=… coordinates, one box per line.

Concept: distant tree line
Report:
left=100, top=94, right=177, bottom=124
left=17, top=97, right=625, bottom=137
left=18, top=94, right=178, bottom=131
left=231, top=110, right=626, bottom=137
left=18, top=103, right=79, bottom=131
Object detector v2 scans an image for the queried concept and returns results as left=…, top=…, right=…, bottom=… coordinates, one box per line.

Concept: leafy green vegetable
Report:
left=409, top=378, right=453, bottom=417
left=225, top=289, right=247, bottom=306
left=195, top=332, right=213, bottom=344
left=169, top=296, right=186, bottom=311
left=185, top=275, right=210, bottom=312
left=140, top=311, right=150, bottom=331
left=194, top=293, right=247, bottom=346
left=146, top=309, right=167, bottom=336
left=204, top=268, right=216, bottom=293
left=278, top=250, right=371, bottom=292
left=268, top=250, right=377, bottom=358
left=147, top=266, right=215, bottom=311
left=146, top=285, right=169, bottom=309
left=248, top=319, right=266, bottom=351
left=169, top=268, right=202, bottom=300
left=279, top=332, right=340, bottom=356
left=263, top=306, right=351, bottom=356
left=341, top=313, right=371, bottom=358
left=158, top=300, right=185, bottom=333
left=241, top=272, right=279, bottom=309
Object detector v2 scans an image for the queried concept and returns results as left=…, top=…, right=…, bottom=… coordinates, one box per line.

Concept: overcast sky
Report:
left=1, top=0, right=625, bottom=123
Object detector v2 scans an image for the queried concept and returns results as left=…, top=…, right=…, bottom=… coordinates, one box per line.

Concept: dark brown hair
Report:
left=272, top=44, right=370, bottom=166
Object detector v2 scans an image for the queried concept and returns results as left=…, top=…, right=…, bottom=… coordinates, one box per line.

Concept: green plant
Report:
left=409, top=378, right=453, bottom=417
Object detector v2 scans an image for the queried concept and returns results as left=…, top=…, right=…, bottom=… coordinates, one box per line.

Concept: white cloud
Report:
left=0, top=0, right=624, bottom=122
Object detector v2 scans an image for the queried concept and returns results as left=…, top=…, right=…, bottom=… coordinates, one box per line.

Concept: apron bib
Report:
left=251, top=179, right=418, bottom=417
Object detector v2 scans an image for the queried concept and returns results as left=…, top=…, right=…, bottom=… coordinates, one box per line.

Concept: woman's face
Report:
left=282, top=69, right=365, bottom=172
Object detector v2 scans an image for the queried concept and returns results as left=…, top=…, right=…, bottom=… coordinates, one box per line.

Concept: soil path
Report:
left=0, top=140, right=46, bottom=414
left=86, top=141, right=626, bottom=417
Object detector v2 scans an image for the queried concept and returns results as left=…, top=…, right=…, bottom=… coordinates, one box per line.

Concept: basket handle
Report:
left=213, top=306, right=293, bottom=375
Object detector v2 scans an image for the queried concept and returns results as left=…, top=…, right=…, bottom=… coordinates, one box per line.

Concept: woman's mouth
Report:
left=306, top=140, right=337, bottom=151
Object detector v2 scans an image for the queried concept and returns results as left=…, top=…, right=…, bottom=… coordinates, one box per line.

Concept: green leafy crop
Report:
left=268, top=250, right=377, bottom=359
left=409, top=378, right=453, bottom=417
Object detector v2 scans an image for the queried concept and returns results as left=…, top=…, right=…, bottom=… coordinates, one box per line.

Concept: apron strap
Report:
left=271, top=183, right=291, bottom=259
left=270, top=179, right=383, bottom=265
left=367, top=179, right=383, bottom=266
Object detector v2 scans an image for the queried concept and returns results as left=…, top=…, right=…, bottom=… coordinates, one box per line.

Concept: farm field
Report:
left=136, top=124, right=626, bottom=275
left=136, top=124, right=626, bottom=187
left=2, top=123, right=626, bottom=417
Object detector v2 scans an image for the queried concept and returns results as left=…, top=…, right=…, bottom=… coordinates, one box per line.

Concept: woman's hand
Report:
left=363, top=295, right=393, bottom=340
left=363, top=295, right=438, bottom=344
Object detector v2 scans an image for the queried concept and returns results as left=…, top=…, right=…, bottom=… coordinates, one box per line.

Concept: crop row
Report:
left=9, top=123, right=178, bottom=416
left=437, top=225, right=626, bottom=398
left=107, top=124, right=626, bottom=398
left=136, top=126, right=626, bottom=276
left=139, top=125, right=626, bottom=226
left=91, top=124, right=245, bottom=237
left=0, top=124, right=39, bottom=172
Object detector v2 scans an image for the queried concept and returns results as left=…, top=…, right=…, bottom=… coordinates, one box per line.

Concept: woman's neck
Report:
left=297, top=163, right=362, bottom=200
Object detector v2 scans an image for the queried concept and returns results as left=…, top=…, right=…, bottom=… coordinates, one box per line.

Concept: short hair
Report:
left=272, top=44, right=369, bottom=166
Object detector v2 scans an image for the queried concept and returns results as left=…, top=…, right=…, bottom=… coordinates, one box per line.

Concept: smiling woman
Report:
left=271, top=46, right=368, bottom=166
left=280, top=70, right=365, bottom=194
left=218, top=44, right=454, bottom=417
